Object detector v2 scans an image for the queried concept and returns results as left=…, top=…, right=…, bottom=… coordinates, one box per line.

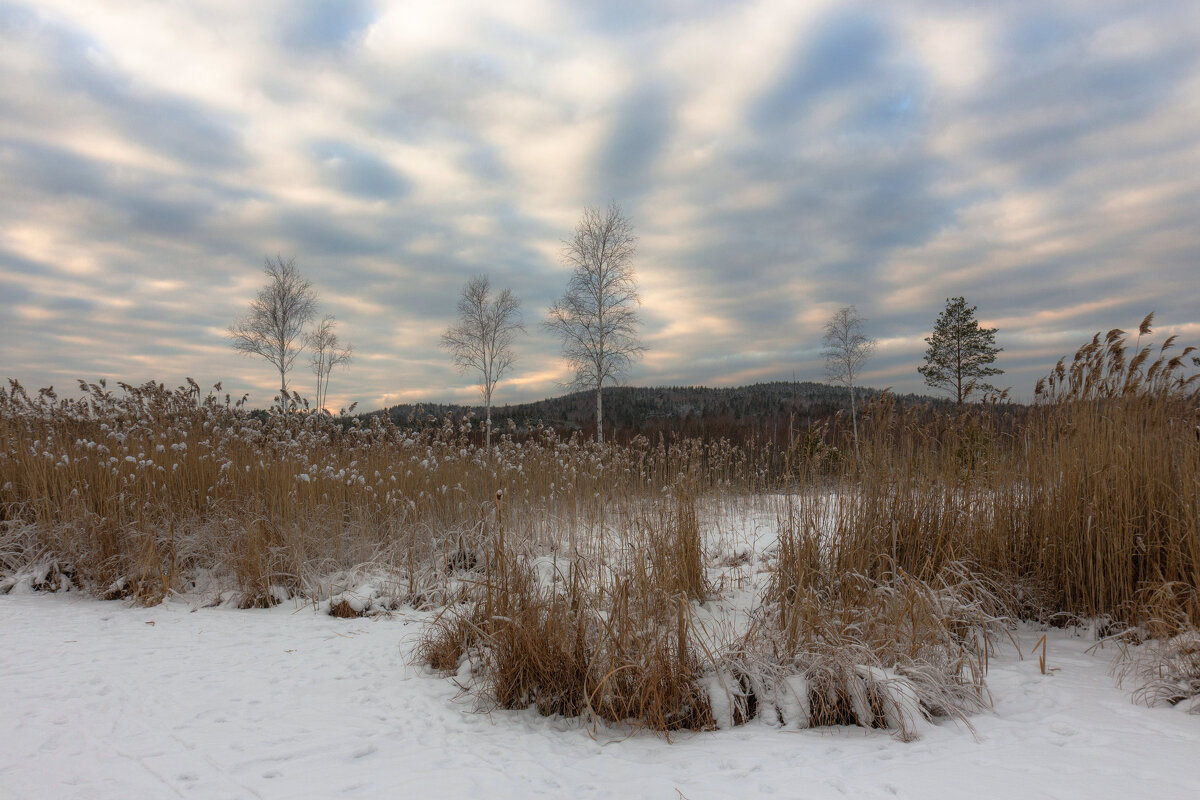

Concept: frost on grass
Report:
left=0, top=521, right=77, bottom=595
left=418, top=496, right=718, bottom=733
left=714, top=557, right=1010, bottom=741
left=1116, top=631, right=1200, bottom=714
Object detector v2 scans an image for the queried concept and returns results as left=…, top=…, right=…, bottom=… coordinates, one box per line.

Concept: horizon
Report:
left=4, top=2, right=1199, bottom=410
left=368, top=377, right=950, bottom=416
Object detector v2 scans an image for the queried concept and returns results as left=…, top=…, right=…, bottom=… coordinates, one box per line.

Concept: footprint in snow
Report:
left=1050, top=722, right=1078, bottom=736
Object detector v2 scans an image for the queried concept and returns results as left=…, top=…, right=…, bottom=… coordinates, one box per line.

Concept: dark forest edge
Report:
left=369, top=380, right=975, bottom=444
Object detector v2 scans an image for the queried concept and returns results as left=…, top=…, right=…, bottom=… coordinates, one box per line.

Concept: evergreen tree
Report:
left=918, top=297, right=1003, bottom=408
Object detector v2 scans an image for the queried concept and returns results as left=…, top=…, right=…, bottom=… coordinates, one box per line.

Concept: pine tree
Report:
left=918, top=297, right=1003, bottom=408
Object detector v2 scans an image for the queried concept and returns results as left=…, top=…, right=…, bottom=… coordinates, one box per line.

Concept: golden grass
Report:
left=418, top=493, right=715, bottom=732
left=837, top=319, right=1199, bottom=631
left=2, top=315, right=1198, bottom=731
left=0, top=379, right=754, bottom=607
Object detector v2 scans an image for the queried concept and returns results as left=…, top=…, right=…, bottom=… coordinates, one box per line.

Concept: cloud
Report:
left=309, top=140, right=410, bottom=199
left=1, top=0, right=1198, bottom=412
left=753, top=9, right=892, bottom=129
left=16, top=14, right=247, bottom=170
left=596, top=81, right=674, bottom=202
left=280, top=0, right=376, bottom=53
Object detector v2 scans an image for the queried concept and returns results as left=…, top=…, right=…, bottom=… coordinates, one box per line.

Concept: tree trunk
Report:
left=280, top=368, right=288, bottom=413
left=596, top=383, right=603, bottom=444
left=955, top=340, right=964, bottom=410
left=485, top=401, right=492, bottom=450
left=849, top=384, right=859, bottom=457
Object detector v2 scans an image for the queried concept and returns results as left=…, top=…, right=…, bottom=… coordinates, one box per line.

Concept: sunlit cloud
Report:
left=2, top=0, right=1198, bottom=413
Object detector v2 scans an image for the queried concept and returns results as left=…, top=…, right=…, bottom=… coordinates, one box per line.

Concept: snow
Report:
left=3, top=593, right=1198, bottom=800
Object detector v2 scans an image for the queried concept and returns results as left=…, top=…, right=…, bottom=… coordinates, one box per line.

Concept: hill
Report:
left=373, top=381, right=954, bottom=442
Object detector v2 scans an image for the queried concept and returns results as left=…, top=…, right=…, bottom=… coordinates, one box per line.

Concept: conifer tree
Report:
left=918, top=296, right=1003, bottom=408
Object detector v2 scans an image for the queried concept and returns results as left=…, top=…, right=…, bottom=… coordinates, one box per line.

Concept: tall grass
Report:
left=3, top=315, right=1197, bottom=728
left=419, top=491, right=714, bottom=732
left=841, top=317, right=1199, bottom=629
left=0, top=378, right=758, bottom=605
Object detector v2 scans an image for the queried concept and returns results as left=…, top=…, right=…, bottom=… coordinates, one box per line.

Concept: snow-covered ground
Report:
left=3, top=593, right=1197, bottom=800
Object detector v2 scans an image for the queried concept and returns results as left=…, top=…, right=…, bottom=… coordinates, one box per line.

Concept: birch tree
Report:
left=441, top=275, right=524, bottom=448
left=822, top=305, right=875, bottom=453
left=228, top=256, right=318, bottom=411
left=545, top=203, right=644, bottom=444
left=307, top=315, right=352, bottom=413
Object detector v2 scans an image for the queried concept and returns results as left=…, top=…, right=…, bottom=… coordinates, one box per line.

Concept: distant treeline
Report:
left=369, top=381, right=970, bottom=445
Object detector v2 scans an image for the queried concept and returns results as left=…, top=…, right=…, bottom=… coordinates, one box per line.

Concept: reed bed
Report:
left=2, top=315, right=1197, bottom=728
left=418, top=492, right=714, bottom=732
left=844, top=318, right=1199, bottom=631
left=0, top=378, right=757, bottom=606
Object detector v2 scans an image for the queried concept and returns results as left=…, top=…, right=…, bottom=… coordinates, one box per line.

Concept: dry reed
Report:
left=419, top=492, right=716, bottom=732
left=3, top=314, right=1197, bottom=732
left=0, top=379, right=754, bottom=607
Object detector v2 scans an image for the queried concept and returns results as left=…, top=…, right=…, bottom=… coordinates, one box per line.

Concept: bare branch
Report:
left=307, top=314, right=352, bottom=413
left=227, top=255, right=319, bottom=411
left=440, top=275, right=525, bottom=447
left=544, top=202, right=645, bottom=443
left=822, top=305, right=876, bottom=453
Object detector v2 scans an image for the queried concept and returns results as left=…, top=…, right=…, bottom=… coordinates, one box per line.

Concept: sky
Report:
left=2, top=0, right=1199, bottom=412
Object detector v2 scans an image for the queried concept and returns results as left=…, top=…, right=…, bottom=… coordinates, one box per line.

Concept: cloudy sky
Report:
left=3, top=0, right=1199, bottom=412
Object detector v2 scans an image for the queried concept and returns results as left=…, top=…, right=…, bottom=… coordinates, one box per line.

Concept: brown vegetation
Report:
left=2, top=316, right=1198, bottom=730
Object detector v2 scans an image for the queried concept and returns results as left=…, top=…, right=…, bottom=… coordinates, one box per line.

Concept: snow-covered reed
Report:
left=3, top=315, right=1197, bottom=730
left=0, top=378, right=756, bottom=607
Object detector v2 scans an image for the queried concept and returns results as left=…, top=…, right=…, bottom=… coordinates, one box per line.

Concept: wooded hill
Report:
left=373, top=381, right=957, bottom=443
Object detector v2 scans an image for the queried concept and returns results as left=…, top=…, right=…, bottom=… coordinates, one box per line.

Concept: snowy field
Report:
left=3, top=593, right=1198, bottom=800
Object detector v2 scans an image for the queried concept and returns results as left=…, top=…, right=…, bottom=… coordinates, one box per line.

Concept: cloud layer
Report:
left=3, top=0, right=1199, bottom=410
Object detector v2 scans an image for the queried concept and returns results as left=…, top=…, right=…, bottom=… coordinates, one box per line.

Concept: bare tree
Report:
left=822, top=305, right=876, bottom=454
left=545, top=202, right=644, bottom=444
left=307, top=315, right=353, bottom=414
left=440, top=275, right=524, bottom=448
left=228, top=256, right=319, bottom=411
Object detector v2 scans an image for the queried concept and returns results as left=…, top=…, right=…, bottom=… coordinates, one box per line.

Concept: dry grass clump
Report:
left=0, top=520, right=79, bottom=595
left=1105, top=583, right=1200, bottom=714
left=419, top=495, right=716, bottom=732
left=1119, top=632, right=1200, bottom=713
left=329, top=595, right=368, bottom=618
left=420, top=485, right=1009, bottom=738
left=635, top=493, right=707, bottom=603
left=723, top=504, right=1007, bottom=739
